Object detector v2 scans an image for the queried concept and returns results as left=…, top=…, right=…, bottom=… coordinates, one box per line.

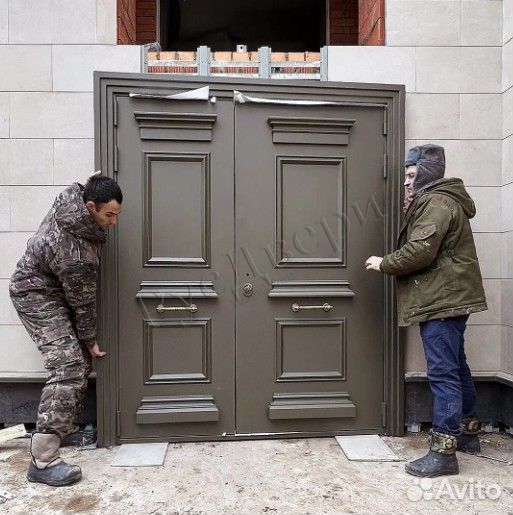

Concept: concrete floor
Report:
left=0, top=432, right=512, bottom=514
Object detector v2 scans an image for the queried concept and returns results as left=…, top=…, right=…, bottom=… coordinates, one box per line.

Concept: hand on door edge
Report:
left=87, top=342, right=107, bottom=358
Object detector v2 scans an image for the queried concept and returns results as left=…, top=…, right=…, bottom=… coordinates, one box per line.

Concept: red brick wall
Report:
left=358, top=0, right=385, bottom=45
left=329, top=0, right=359, bottom=45
left=117, top=0, right=136, bottom=44
left=136, top=0, right=157, bottom=44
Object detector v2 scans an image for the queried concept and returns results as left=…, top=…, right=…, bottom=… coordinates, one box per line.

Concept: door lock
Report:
left=242, top=283, right=254, bottom=297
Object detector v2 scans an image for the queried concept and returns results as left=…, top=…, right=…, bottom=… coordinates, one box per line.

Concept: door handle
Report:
left=156, top=303, right=198, bottom=313
left=291, top=302, right=333, bottom=312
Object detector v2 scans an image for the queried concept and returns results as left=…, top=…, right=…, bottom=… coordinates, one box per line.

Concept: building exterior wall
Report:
left=0, top=0, right=510, bottom=386
left=0, top=0, right=141, bottom=376
left=328, top=0, right=508, bottom=379
left=503, top=0, right=513, bottom=377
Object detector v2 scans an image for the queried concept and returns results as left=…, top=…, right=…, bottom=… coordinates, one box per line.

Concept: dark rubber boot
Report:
left=457, top=417, right=481, bottom=454
left=27, top=432, right=82, bottom=486
left=27, top=460, right=82, bottom=487
left=405, top=431, right=459, bottom=478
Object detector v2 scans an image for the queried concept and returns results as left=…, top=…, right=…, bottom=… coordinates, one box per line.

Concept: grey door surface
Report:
left=234, top=101, right=385, bottom=434
left=116, top=95, right=236, bottom=440
left=113, top=84, right=387, bottom=442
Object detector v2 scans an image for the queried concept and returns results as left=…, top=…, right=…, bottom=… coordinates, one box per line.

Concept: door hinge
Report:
left=113, top=145, right=119, bottom=173
left=116, top=410, right=121, bottom=438
left=383, top=153, right=388, bottom=179
left=383, top=107, right=388, bottom=135
left=381, top=402, right=387, bottom=428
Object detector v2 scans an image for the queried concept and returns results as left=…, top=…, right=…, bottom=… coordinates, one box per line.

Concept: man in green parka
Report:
left=365, top=144, right=488, bottom=478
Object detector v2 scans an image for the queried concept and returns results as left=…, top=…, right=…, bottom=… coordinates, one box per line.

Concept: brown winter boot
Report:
left=27, top=432, right=82, bottom=486
left=456, top=417, right=481, bottom=454
left=405, top=431, right=459, bottom=478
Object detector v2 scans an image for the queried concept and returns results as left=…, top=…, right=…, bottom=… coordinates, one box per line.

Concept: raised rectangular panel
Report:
left=276, top=156, right=346, bottom=267
left=136, top=395, right=219, bottom=424
left=143, top=319, right=211, bottom=384
left=143, top=152, right=211, bottom=267
left=268, top=117, right=354, bottom=146
left=268, top=280, right=355, bottom=298
left=275, top=319, right=346, bottom=382
left=268, top=392, right=356, bottom=419
left=134, top=112, right=217, bottom=141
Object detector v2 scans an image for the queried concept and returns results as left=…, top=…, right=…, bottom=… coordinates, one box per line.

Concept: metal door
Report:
left=115, top=94, right=236, bottom=440
left=99, top=76, right=402, bottom=444
left=234, top=97, right=386, bottom=434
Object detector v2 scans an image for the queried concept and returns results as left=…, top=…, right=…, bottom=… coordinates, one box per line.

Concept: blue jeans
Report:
left=419, top=315, right=477, bottom=436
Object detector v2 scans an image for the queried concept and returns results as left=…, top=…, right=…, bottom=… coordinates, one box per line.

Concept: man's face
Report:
left=86, top=200, right=122, bottom=229
left=404, top=165, right=417, bottom=197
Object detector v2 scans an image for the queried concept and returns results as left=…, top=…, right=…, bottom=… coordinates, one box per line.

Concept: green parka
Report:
left=381, top=178, right=487, bottom=326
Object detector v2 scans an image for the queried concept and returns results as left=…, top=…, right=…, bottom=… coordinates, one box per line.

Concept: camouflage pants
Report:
left=14, top=307, right=92, bottom=438
left=36, top=335, right=92, bottom=438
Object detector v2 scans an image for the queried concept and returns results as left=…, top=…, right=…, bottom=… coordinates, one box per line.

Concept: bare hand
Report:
left=88, top=342, right=106, bottom=358
left=365, top=256, right=383, bottom=271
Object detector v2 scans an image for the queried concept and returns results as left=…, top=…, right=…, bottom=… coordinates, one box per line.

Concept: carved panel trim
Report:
left=143, top=152, right=211, bottom=268
left=136, top=395, right=219, bottom=424
left=275, top=318, right=347, bottom=382
left=268, top=116, right=355, bottom=145
left=268, top=392, right=356, bottom=419
left=143, top=318, right=212, bottom=385
left=136, top=281, right=218, bottom=299
left=134, top=111, right=217, bottom=141
left=268, top=280, right=355, bottom=298
left=275, top=155, right=347, bottom=267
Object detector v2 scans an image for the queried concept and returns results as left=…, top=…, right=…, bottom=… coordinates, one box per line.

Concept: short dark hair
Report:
left=83, top=176, right=123, bottom=205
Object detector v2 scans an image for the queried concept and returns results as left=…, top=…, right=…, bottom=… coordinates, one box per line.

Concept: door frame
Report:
left=93, top=72, right=405, bottom=447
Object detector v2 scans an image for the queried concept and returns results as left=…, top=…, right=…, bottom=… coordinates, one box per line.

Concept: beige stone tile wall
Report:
left=0, top=0, right=141, bottom=374
left=329, top=0, right=507, bottom=376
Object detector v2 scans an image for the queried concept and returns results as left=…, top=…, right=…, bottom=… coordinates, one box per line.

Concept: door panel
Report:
left=234, top=102, right=385, bottom=434
left=116, top=96, right=235, bottom=439
left=114, top=88, right=387, bottom=441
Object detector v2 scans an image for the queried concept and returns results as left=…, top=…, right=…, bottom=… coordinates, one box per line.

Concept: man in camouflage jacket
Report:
left=9, top=175, right=122, bottom=486
left=365, top=144, right=487, bottom=478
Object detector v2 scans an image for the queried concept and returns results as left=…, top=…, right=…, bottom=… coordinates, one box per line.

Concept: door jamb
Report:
left=94, top=73, right=406, bottom=447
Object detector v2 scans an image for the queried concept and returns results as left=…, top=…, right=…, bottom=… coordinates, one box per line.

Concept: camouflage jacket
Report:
left=9, top=184, right=106, bottom=348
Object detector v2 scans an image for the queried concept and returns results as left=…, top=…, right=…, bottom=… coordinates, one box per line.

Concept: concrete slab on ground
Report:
left=0, top=432, right=512, bottom=514
left=111, top=443, right=168, bottom=467
left=335, top=435, right=400, bottom=461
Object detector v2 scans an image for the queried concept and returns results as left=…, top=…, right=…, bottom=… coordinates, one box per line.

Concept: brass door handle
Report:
left=291, top=302, right=333, bottom=312
left=156, top=303, right=198, bottom=313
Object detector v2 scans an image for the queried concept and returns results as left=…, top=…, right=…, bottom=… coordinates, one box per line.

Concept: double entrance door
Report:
left=114, top=81, right=387, bottom=441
